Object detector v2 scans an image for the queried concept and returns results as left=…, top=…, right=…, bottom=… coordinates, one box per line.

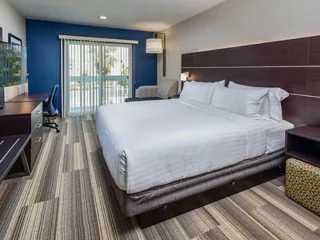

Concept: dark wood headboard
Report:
left=182, top=36, right=320, bottom=127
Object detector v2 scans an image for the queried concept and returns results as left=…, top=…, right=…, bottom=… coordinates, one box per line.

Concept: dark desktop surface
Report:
left=7, top=92, right=49, bottom=103
left=0, top=102, right=40, bottom=116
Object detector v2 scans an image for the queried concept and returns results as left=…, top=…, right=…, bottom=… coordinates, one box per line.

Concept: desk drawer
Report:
left=31, top=102, right=43, bottom=131
left=30, top=123, right=43, bottom=170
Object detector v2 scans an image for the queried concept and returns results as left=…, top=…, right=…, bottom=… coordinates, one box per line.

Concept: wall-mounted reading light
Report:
left=179, top=72, right=190, bottom=93
left=180, top=72, right=189, bottom=81
left=146, top=32, right=166, bottom=77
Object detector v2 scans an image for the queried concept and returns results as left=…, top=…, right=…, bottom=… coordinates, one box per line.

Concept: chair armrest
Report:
left=136, top=86, right=158, bottom=98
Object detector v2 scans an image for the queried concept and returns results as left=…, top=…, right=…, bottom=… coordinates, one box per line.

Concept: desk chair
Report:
left=43, top=85, right=60, bottom=133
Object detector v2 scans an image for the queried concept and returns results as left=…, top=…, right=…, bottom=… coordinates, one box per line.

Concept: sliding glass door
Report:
left=63, top=40, right=132, bottom=116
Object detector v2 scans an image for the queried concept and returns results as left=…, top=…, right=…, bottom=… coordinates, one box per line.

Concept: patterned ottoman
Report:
left=286, top=158, right=320, bottom=215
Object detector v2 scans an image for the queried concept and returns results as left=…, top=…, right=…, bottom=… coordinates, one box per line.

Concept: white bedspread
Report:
left=96, top=99, right=293, bottom=194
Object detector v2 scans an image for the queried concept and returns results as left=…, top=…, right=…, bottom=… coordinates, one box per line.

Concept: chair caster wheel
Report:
left=54, top=123, right=58, bottom=127
left=56, top=129, right=61, bottom=133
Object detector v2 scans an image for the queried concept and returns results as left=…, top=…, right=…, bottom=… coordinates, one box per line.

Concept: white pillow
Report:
left=216, top=80, right=226, bottom=87
left=180, top=80, right=224, bottom=104
left=190, top=80, right=225, bottom=87
left=228, top=81, right=289, bottom=121
left=211, top=86, right=269, bottom=119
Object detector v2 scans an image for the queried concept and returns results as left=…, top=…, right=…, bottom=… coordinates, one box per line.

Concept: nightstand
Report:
left=285, top=126, right=320, bottom=215
left=286, top=126, right=320, bottom=168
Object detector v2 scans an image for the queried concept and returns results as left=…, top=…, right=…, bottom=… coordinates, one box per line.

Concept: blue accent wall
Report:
left=26, top=20, right=157, bottom=111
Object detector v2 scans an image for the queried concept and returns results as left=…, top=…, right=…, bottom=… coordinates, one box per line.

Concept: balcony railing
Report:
left=69, top=75, right=129, bottom=114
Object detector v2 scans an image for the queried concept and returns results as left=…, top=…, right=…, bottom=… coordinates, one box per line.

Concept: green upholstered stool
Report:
left=286, top=158, right=320, bottom=215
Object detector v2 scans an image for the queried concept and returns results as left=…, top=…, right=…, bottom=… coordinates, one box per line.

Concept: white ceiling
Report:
left=9, top=0, right=225, bottom=32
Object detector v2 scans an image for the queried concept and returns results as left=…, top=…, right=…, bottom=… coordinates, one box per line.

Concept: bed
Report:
left=96, top=98, right=293, bottom=217
left=96, top=34, right=320, bottom=218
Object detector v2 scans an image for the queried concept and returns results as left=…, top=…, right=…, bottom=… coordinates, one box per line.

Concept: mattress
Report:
left=96, top=99, right=293, bottom=194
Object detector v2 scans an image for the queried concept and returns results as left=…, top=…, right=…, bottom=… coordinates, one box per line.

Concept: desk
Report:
left=0, top=134, right=31, bottom=181
left=0, top=102, right=42, bottom=117
left=7, top=92, right=49, bottom=103
left=0, top=92, right=48, bottom=174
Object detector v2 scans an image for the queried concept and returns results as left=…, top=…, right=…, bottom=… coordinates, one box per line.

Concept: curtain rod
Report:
left=58, top=35, right=139, bottom=45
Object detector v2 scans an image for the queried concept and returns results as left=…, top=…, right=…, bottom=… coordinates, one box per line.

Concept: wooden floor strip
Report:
left=0, top=116, right=319, bottom=240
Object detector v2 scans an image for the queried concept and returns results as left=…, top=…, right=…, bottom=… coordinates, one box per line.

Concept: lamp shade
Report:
left=180, top=72, right=189, bottom=81
left=146, top=38, right=163, bottom=53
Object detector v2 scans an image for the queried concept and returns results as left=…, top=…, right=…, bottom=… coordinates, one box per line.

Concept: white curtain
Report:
left=60, top=38, right=135, bottom=117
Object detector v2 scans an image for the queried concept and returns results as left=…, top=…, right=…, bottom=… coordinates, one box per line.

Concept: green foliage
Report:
left=95, top=46, right=117, bottom=76
left=90, top=46, right=129, bottom=89
left=117, top=61, right=129, bottom=88
left=0, top=42, right=26, bottom=87
left=117, top=80, right=128, bottom=88
left=121, top=65, right=129, bottom=76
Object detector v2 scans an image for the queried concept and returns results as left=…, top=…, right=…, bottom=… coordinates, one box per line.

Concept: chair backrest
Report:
left=157, top=79, right=178, bottom=99
left=46, top=84, right=59, bottom=115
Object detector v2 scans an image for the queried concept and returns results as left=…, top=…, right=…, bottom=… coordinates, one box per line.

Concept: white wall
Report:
left=0, top=0, right=25, bottom=45
left=158, top=0, right=320, bottom=82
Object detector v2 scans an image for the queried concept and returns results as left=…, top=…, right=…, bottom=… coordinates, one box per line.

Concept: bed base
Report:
left=136, top=165, right=285, bottom=228
left=105, top=150, right=286, bottom=227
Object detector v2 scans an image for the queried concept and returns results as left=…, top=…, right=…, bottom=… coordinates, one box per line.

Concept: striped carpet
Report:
left=0, top=116, right=320, bottom=240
